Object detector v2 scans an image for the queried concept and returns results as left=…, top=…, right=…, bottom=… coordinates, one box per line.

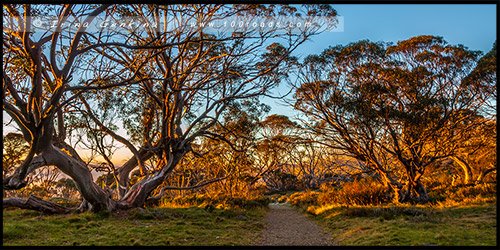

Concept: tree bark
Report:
left=403, top=178, right=429, bottom=202
left=412, top=179, right=428, bottom=202
left=399, top=162, right=429, bottom=203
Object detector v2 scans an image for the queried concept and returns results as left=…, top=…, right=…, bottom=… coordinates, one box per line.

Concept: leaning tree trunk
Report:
left=3, top=140, right=119, bottom=212
left=3, top=119, right=115, bottom=212
left=41, top=145, right=117, bottom=212
left=452, top=156, right=474, bottom=185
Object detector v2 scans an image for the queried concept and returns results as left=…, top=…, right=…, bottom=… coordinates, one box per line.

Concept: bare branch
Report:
left=146, top=174, right=231, bottom=202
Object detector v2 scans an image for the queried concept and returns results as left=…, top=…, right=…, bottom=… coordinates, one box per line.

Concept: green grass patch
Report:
left=304, top=203, right=496, bottom=246
left=3, top=206, right=267, bottom=246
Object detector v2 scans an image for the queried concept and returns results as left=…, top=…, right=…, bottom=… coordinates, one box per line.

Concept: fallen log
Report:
left=3, top=195, right=73, bottom=214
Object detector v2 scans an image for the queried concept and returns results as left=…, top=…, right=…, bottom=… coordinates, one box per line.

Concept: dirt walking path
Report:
left=254, top=203, right=336, bottom=246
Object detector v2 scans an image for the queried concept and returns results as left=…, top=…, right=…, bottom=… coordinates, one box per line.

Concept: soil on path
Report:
left=255, top=203, right=336, bottom=246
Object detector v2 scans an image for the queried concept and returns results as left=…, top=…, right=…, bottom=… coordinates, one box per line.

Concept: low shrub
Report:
left=287, top=191, right=321, bottom=207
left=318, top=179, right=389, bottom=206
left=277, top=196, right=288, bottom=203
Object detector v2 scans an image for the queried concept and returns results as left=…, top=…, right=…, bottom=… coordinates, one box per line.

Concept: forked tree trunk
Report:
left=379, top=170, right=429, bottom=203
left=120, top=151, right=185, bottom=208
left=406, top=179, right=428, bottom=202
left=117, top=150, right=153, bottom=198
left=398, top=162, right=429, bottom=203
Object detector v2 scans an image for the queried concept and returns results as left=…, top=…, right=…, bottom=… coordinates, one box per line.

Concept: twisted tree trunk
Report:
left=3, top=146, right=186, bottom=213
left=375, top=169, right=405, bottom=203
left=120, top=151, right=185, bottom=208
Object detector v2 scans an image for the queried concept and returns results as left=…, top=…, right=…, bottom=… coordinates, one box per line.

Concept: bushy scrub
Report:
left=155, top=194, right=269, bottom=209
left=428, top=182, right=497, bottom=206
left=453, top=183, right=496, bottom=199
left=288, top=178, right=496, bottom=213
left=287, top=191, right=321, bottom=208
left=285, top=179, right=389, bottom=211
left=318, top=179, right=389, bottom=206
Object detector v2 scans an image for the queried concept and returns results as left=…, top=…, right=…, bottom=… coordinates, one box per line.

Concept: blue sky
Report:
left=267, top=4, right=497, bottom=118
left=303, top=4, right=496, bottom=55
